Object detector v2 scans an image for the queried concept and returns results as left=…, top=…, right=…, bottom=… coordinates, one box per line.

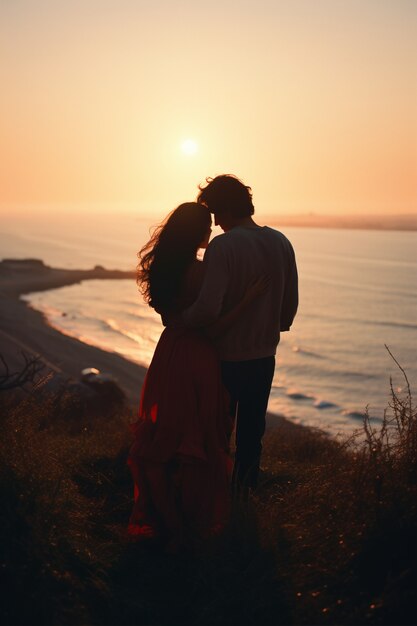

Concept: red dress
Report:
left=127, top=262, right=232, bottom=546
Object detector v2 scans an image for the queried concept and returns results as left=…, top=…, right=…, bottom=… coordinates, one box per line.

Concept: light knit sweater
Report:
left=183, top=225, right=298, bottom=361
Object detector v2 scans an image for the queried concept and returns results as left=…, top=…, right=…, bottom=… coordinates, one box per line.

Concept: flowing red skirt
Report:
left=127, top=327, right=232, bottom=543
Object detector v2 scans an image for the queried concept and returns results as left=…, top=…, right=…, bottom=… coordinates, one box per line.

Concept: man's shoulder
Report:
left=263, top=226, right=295, bottom=249
left=206, top=229, right=253, bottom=254
left=206, top=229, right=242, bottom=250
left=263, top=225, right=289, bottom=239
left=206, top=232, right=228, bottom=251
left=207, top=226, right=294, bottom=252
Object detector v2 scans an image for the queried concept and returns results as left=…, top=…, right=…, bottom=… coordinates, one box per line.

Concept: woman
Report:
left=128, top=202, right=264, bottom=551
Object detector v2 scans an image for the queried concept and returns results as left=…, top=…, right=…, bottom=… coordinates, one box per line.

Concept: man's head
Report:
left=197, top=174, right=254, bottom=231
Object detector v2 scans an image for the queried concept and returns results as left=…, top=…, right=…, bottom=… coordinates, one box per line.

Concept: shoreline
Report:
left=0, top=260, right=145, bottom=407
left=0, top=259, right=301, bottom=432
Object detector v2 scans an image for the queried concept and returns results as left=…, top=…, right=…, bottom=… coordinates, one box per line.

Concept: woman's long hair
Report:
left=137, top=202, right=211, bottom=313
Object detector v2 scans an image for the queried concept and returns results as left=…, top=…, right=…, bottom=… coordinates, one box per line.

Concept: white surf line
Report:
left=0, top=328, right=63, bottom=374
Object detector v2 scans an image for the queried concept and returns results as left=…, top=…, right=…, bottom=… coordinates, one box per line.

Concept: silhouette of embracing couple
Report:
left=128, top=174, right=298, bottom=552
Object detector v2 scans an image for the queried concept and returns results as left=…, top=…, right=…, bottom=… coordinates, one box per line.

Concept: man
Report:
left=183, top=174, right=298, bottom=493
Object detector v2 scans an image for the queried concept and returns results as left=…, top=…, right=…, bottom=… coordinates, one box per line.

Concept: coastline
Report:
left=0, top=260, right=145, bottom=407
left=266, top=214, right=417, bottom=231
left=0, top=259, right=301, bottom=432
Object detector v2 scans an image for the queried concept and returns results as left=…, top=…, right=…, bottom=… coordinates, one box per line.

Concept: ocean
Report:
left=1, top=211, right=416, bottom=436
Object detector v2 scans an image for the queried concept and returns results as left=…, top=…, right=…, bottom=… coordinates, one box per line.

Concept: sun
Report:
left=181, top=138, right=198, bottom=156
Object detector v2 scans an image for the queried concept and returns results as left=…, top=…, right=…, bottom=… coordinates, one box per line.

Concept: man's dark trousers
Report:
left=221, top=356, right=275, bottom=491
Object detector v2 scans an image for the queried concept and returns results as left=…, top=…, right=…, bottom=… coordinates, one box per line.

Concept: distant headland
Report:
left=0, top=258, right=136, bottom=297
left=265, top=213, right=417, bottom=231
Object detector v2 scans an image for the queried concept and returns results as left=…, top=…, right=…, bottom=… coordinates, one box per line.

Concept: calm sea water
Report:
left=2, top=212, right=416, bottom=435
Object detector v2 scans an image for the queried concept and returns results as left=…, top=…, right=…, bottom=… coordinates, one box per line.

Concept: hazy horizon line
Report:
left=1, top=202, right=416, bottom=217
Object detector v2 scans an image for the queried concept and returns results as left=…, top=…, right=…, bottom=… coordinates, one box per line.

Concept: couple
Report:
left=128, top=174, right=298, bottom=551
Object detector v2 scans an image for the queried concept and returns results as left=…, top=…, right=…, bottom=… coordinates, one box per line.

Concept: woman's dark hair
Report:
left=197, top=174, right=254, bottom=217
left=137, top=202, right=211, bottom=313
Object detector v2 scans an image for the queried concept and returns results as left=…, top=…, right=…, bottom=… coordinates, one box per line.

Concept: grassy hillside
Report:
left=1, top=354, right=416, bottom=625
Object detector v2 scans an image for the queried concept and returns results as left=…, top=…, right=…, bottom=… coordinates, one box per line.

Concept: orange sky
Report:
left=0, top=0, right=416, bottom=216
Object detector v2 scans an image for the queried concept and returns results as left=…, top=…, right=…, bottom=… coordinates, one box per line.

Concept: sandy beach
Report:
left=0, top=259, right=146, bottom=407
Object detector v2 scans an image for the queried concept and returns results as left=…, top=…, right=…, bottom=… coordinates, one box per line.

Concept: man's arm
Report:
left=182, top=237, right=229, bottom=328
left=280, top=243, right=299, bottom=331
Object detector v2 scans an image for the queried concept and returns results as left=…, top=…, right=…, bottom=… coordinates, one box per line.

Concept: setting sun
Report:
left=181, top=139, right=198, bottom=156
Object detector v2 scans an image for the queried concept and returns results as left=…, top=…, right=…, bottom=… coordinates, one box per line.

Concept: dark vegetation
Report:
left=0, top=349, right=416, bottom=625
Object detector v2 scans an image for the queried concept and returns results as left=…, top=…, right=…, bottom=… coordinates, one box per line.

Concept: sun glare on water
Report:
left=181, top=139, right=198, bottom=156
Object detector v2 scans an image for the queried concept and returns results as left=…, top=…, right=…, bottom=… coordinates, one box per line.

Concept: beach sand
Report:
left=0, top=260, right=145, bottom=407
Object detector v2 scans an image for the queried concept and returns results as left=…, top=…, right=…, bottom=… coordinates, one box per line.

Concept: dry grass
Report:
left=0, top=351, right=416, bottom=625
left=255, top=346, right=417, bottom=625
